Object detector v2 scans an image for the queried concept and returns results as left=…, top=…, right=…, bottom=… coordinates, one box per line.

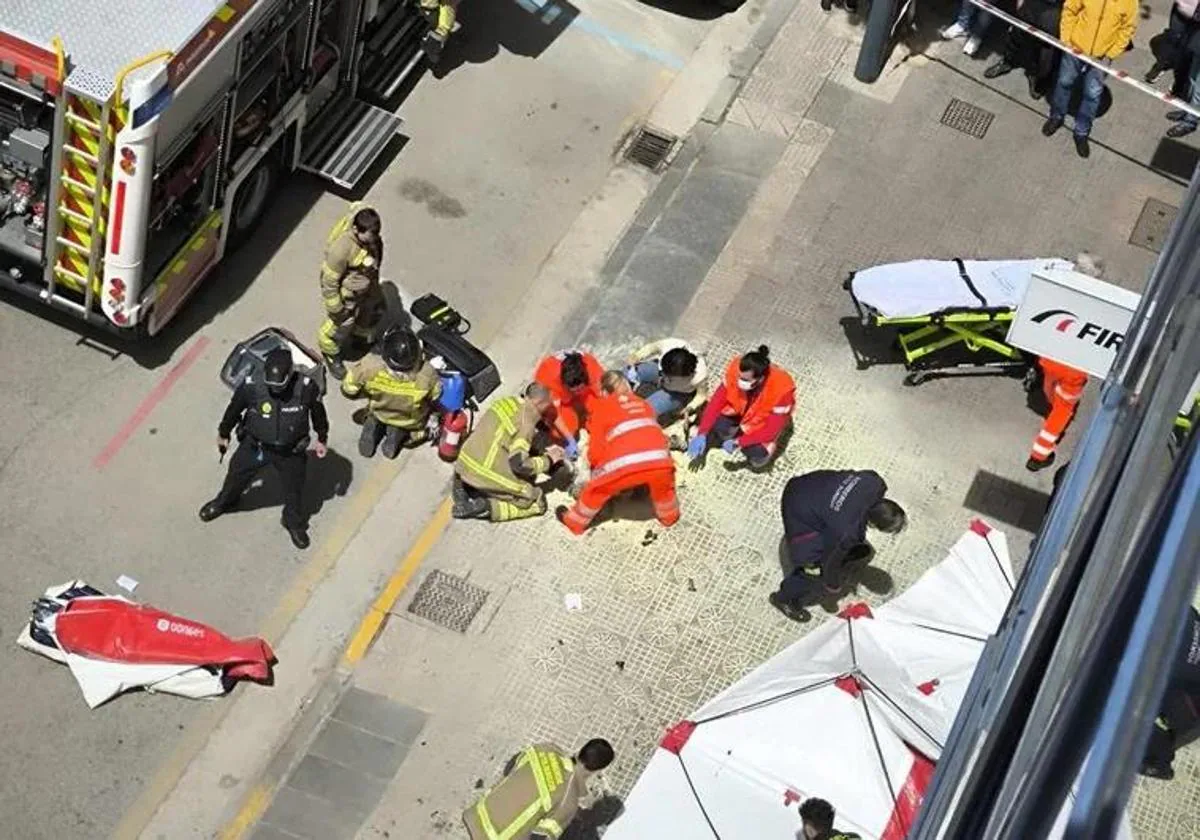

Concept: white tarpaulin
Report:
left=607, top=522, right=1136, bottom=840
left=850, top=258, right=1074, bottom=319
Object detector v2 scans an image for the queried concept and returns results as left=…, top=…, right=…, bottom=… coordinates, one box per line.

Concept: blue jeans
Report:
left=1182, top=58, right=1200, bottom=128
left=956, top=0, right=993, bottom=36
left=633, top=361, right=691, bottom=419
left=1050, top=55, right=1105, bottom=138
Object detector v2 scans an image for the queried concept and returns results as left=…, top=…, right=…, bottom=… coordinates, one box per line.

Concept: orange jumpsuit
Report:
left=1029, top=358, right=1087, bottom=467
left=534, top=350, right=604, bottom=442
left=561, top=391, right=680, bottom=535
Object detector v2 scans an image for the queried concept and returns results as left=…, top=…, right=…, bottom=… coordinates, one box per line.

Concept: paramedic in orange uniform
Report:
left=534, top=349, right=604, bottom=458
left=1027, top=357, right=1088, bottom=472
left=689, top=345, right=795, bottom=471
left=557, top=371, right=680, bottom=535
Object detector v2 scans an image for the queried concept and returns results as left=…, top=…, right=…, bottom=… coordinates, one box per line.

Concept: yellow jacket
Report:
left=1060, top=0, right=1138, bottom=60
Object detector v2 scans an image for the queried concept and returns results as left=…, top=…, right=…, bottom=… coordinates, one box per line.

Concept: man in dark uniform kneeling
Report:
left=200, top=348, right=329, bottom=550
left=771, top=469, right=906, bottom=622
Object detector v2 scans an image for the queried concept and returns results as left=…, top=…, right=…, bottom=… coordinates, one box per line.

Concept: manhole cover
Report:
left=1129, top=197, right=1178, bottom=252
left=407, top=570, right=489, bottom=633
left=624, top=126, right=678, bottom=172
left=940, top=99, right=994, bottom=139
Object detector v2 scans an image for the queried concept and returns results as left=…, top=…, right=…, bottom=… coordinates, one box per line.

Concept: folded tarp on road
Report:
left=850, top=258, right=1074, bottom=319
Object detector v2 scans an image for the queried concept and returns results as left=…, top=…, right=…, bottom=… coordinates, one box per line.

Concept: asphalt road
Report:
left=0, top=1, right=718, bottom=835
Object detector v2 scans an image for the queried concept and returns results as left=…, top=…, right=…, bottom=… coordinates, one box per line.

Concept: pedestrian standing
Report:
left=941, top=0, right=995, bottom=57
left=1026, top=357, right=1088, bottom=471
left=1042, top=0, right=1138, bottom=158
left=1155, top=1, right=1200, bottom=137
left=200, top=349, right=329, bottom=550
left=984, top=0, right=1065, bottom=99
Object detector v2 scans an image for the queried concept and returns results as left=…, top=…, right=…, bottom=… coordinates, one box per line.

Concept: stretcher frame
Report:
left=844, top=271, right=1030, bottom=386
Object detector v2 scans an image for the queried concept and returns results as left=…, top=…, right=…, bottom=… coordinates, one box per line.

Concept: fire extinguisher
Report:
left=438, top=409, right=469, bottom=462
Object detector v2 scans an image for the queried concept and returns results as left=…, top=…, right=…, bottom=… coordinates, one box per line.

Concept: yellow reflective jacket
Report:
left=341, top=354, right=441, bottom=429
left=463, top=744, right=589, bottom=840
left=1060, top=0, right=1138, bottom=59
left=320, top=202, right=381, bottom=308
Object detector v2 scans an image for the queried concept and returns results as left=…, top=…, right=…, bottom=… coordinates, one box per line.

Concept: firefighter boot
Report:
left=324, top=354, right=347, bottom=381
left=422, top=30, right=447, bottom=63
left=380, top=426, right=420, bottom=460
left=451, top=476, right=489, bottom=520
left=359, top=415, right=385, bottom=458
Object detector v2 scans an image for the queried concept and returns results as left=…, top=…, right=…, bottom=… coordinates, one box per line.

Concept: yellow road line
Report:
left=342, top=498, right=452, bottom=666
left=217, top=497, right=453, bottom=840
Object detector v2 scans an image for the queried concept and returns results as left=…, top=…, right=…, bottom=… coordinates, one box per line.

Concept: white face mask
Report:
left=737, top=377, right=758, bottom=391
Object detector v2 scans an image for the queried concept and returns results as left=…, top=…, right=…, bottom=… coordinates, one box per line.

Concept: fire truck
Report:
left=0, top=0, right=429, bottom=336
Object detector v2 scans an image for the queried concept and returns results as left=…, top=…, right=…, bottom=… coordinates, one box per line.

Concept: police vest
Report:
left=240, top=377, right=314, bottom=449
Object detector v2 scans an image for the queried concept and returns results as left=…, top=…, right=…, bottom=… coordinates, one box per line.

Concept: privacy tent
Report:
left=607, top=522, right=1136, bottom=840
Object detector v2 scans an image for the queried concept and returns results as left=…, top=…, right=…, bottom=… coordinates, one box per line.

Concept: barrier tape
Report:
left=964, top=0, right=1200, bottom=119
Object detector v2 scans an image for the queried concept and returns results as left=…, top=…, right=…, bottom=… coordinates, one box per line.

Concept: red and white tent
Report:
left=607, top=521, right=1136, bottom=840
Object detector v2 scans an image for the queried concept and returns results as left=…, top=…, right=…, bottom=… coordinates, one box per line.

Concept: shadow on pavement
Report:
left=963, top=469, right=1051, bottom=533
left=1150, top=136, right=1200, bottom=182
left=637, top=0, right=733, bottom=21
left=434, top=0, right=579, bottom=77
left=563, top=795, right=626, bottom=839
left=840, top=315, right=905, bottom=370
left=231, top=447, right=355, bottom=518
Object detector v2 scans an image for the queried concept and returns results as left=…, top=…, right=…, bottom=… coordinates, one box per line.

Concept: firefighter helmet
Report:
left=382, top=327, right=422, bottom=373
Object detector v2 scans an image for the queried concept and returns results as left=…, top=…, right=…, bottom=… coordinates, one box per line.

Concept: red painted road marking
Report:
left=93, top=336, right=211, bottom=469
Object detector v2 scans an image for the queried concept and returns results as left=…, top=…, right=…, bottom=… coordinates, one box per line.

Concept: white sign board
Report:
left=1007, top=268, right=1143, bottom=379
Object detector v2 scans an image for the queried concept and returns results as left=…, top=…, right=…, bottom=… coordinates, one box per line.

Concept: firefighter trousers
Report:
left=213, top=440, right=308, bottom=529
left=562, top=465, right=679, bottom=535
left=318, top=276, right=385, bottom=358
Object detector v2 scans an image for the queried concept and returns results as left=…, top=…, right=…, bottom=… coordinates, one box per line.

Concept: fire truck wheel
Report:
left=228, top=156, right=278, bottom=248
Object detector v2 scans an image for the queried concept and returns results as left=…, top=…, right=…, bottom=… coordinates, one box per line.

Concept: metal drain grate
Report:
left=406, top=570, right=489, bottom=633
left=624, top=126, right=678, bottom=171
left=940, top=99, right=994, bottom=139
left=1129, top=198, right=1178, bottom=252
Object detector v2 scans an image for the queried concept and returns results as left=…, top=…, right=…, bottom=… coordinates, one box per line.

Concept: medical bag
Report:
left=411, top=293, right=471, bottom=335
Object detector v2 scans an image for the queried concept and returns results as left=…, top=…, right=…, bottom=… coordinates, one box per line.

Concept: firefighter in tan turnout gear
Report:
left=319, top=203, right=385, bottom=379
left=341, top=326, right=442, bottom=459
left=452, top=383, right=565, bottom=522
left=419, top=0, right=461, bottom=63
left=463, top=738, right=614, bottom=840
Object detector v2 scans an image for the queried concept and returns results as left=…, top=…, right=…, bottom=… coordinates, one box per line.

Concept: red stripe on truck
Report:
left=110, top=180, right=127, bottom=256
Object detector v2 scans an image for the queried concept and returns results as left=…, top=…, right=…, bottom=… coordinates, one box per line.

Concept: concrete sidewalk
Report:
left=247, top=4, right=1196, bottom=840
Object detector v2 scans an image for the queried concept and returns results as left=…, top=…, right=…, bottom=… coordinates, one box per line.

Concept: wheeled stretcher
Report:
left=845, top=257, right=1074, bottom=385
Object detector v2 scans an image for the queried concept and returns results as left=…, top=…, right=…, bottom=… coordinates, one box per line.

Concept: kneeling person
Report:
left=690, top=345, right=794, bottom=470
left=453, top=383, right=564, bottom=522
left=771, top=469, right=906, bottom=621
left=342, top=327, right=441, bottom=459
left=557, top=371, right=680, bottom=535
left=626, top=338, right=708, bottom=424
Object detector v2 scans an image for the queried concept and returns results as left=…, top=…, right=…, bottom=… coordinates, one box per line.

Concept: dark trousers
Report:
left=1001, top=0, right=1060, bottom=87
left=777, top=543, right=874, bottom=603
left=709, top=415, right=772, bottom=467
left=214, top=439, right=308, bottom=529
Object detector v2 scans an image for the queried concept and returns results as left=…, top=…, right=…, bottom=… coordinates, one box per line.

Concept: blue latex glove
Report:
left=722, top=438, right=739, bottom=455
left=564, top=436, right=580, bottom=460
left=624, top=364, right=640, bottom=384
left=687, top=435, right=707, bottom=460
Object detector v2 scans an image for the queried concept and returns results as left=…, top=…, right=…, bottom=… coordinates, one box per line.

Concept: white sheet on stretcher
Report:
left=851, top=258, right=1074, bottom=319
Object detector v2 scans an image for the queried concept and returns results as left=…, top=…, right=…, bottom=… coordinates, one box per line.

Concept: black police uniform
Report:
left=209, top=372, right=329, bottom=534
left=777, top=470, right=886, bottom=603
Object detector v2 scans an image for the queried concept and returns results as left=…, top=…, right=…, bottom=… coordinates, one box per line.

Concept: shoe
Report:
left=324, top=355, right=347, bottom=381
left=358, top=416, right=383, bottom=458
left=821, top=0, right=832, bottom=9
left=1166, top=110, right=1189, bottom=122
left=380, top=426, right=406, bottom=460
left=940, top=21, right=967, bottom=40
left=421, top=30, right=445, bottom=63
left=983, top=60, right=1014, bottom=79
left=769, top=592, right=811, bottom=622
left=963, top=35, right=983, bottom=56
left=1042, top=116, right=1063, bottom=137
left=1166, top=122, right=1198, bottom=138
left=451, top=490, right=489, bottom=520
left=1139, top=761, right=1175, bottom=781
left=555, top=505, right=570, bottom=526
left=1145, top=63, right=1165, bottom=84
left=1028, top=76, right=1043, bottom=100
left=1074, top=135, right=1091, bottom=158
left=286, top=524, right=311, bottom=550
left=198, top=500, right=225, bottom=522
left=1027, top=452, right=1056, bottom=472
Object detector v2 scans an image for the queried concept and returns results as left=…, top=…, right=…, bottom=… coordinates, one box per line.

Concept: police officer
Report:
left=200, top=349, right=330, bottom=550
left=770, top=469, right=906, bottom=622
left=798, top=797, right=861, bottom=840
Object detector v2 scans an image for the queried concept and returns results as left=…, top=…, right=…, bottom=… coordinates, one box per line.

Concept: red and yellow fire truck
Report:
left=0, top=0, right=427, bottom=336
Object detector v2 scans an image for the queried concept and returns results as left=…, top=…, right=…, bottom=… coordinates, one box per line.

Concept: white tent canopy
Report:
left=607, top=521, right=1136, bottom=840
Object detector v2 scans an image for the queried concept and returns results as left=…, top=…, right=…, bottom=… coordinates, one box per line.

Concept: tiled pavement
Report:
left=257, top=3, right=1198, bottom=839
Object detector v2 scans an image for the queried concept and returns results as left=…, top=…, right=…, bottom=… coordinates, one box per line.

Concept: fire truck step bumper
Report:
left=299, top=99, right=401, bottom=190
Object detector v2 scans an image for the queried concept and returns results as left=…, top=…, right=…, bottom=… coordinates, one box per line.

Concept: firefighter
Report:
left=452, top=383, right=566, bottom=522
left=463, top=738, right=614, bottom=840
left=770, top=470, right=906, bottom=622
left=420, top=0, right=460, bottom=64
left=1140, top=605, right=1200, bottom=781
left=1027, top=357, right=1088, bottom=472
left=557, top=371, right=680, bottom=536
left=200, top=349, right=329, bottom=550
left=341, top=326, right=442, bottom=459
left=688, top=345, right=795, bottom=471
left=534, top=349, right=605, bottom=458
left=798, top=796, right=861, bottom=840
left=318, top=204, right=385, bottom=380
